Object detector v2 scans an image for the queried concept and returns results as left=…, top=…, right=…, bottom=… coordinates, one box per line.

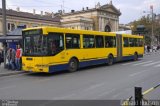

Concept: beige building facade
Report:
left=0, top=1, right=121, bottom=36
left=0, top=9, right=61, bottom=35
left=61, top=1, right=121, bottom=32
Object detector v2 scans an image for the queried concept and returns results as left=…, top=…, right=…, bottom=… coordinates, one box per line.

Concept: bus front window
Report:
left=23, top=33, right=64, bottom=56
left=24, top=35, right=48, bottom=56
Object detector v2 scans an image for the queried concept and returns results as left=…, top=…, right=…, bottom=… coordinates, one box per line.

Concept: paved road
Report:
left=0, top=52, right=159, bottom=100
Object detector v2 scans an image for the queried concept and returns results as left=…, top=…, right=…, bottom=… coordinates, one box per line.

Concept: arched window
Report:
left=105, top=25, right=111, bottom=32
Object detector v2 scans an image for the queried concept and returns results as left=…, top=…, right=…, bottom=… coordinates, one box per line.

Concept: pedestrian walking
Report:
left=147, top=45, right=150, bottom=53
left=0, top=50, right=3, bottom=65
left=15, top=44, right=22, bottom=70
left=6, top=48, right=16, bottom=70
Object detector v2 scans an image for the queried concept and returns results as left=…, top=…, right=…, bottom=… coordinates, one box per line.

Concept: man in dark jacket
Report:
left=0, top=50, right=4, bottom=65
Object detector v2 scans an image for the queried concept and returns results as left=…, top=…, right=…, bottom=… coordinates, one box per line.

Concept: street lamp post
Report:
left=2, top=0, right=7, bottom=68
left=150, top=5, right=154, bottom=48
left=143, top=5, right=155, bottom=48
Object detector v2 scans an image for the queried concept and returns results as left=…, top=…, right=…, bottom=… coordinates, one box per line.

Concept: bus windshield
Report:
left=23, top=32, right=64, bottom=56
left=24, top=34, right=48, bottom=56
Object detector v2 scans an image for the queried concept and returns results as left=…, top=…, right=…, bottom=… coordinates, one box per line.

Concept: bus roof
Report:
left=23, top=26, right=143, bottom=38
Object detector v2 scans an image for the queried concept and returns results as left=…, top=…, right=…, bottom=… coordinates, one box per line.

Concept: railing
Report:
left=122, top=83, right=160, bottom=106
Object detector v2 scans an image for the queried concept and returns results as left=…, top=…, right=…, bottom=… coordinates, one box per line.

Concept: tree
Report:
left=131, top=15, right=160, bottom=45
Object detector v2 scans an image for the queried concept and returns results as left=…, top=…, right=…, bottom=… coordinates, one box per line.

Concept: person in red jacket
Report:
left=15, top=44, right=22, bottom=70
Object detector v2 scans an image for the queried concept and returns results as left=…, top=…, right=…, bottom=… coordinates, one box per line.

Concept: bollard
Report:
left=135, top=87, right=142, bottom=106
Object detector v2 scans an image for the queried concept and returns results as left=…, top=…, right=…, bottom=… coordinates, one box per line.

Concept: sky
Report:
left=0, top=0, right=160, bottom=24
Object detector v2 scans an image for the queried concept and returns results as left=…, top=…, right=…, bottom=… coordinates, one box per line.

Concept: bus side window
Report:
left=83, top=35, right=95, bottom=48
left=95, top=36, right=104, bottom=48
left=66, top=34, right=80, bottom=49
left=139, top=38, right=143, bottom=47
left=105, top=36, right=114, bottom=48
left=123, top=37, right=129, bottom=47
left=129, top=38, right=134, bottom=47
left=48, top=33, right=64, bottom=56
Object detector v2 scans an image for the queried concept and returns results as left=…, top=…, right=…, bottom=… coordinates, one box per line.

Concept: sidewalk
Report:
left=0, top=63, right=25, bottom=77
left=144, top=49, right=160, bottom=55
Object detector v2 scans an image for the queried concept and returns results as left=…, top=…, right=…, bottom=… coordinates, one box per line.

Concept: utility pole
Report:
left=150, top=5, right=154, bottom=47
left=2, top=0, right=7, bottom=68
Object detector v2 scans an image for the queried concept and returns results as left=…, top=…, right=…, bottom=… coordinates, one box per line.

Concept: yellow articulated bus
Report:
left=22, top=27, right=144, bottom=73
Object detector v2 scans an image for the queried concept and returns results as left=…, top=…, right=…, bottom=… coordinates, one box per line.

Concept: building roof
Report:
left=0, top=25, right=25, bottom=42
left=62, top=3, right=121, bottom=16
left=0, top=8, right=61, bottom=22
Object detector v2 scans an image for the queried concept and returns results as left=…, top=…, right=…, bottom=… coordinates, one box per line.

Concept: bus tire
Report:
left=68, top=58, right=78, bottom=72
left=108, top=55, right=114, bottom=66
left=134, top=53, right=138, bottom=61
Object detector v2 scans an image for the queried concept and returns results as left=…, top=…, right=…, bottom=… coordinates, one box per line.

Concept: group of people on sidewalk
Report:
left=5, top=44, right=22, bottom=71
left=145, top=45, right=160, bottom=53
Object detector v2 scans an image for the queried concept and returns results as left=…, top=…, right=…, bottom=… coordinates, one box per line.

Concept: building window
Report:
left=11, top=24, right=15, bottom=31
left=105, top=25, right=111, bottom=32
left=7, top=23, right=16, bottom=32
left=7, top=23, right=11, bottom=31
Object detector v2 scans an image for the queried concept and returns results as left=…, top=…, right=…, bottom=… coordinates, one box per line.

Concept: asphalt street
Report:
left=0, top=52, right=159, bottom=101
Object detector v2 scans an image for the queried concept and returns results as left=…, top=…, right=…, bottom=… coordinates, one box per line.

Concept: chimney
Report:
left=62, top=10, right=65, bottom=14
left=16, top=7, right=20, bottom=12
left=109, top=0, right=112, bottom=5
left=41, top=11, right=43, bottom=16
left=33, top=9, right=36, bottom=15
left=51, top=12, right=54, bottom=18
left=95, top=2, right=101, bottom=9
left=58, top=10, right=62, bottom=14
left=86, top=7, right=89, bottom=10
left=71, top=10, right=75, bottom=13
left=82, top=7, right=85, bottom=11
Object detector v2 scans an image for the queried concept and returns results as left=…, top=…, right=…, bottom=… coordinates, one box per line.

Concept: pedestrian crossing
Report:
left=121, top=60, right=160, bottom=68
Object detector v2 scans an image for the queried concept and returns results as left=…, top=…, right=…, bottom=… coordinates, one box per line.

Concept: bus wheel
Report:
left=134, top=53, right=138, bottom=61
left=108, top=55, right=114, bottom=66
left=68, top=58, right=78, bottom=72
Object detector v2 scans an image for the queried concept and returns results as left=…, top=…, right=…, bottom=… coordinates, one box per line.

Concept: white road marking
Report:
left=129, top=70, right=150, bottom=77
left=52, top=83, right=106, bottom=100
left=83, top=83, right=106, bottom=92
left=122, top=62, right=137, bottom=66
left=142, top=61, right=160, bottom=66
left=0, top=85, right=16, bottom=90
left=95, top=89, right=116, bottom=98
left=154, top=64, right=160, bottom=68
left=121, top=60, right=147, bottom=66
left=132, top=61, right=153, bottom=66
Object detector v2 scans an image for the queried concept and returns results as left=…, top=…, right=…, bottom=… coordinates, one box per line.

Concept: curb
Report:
left=0, top=71, right=26, bottom=77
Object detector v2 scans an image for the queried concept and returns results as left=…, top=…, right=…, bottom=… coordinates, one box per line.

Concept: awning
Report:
left=0, top=36, right=22, bottom=43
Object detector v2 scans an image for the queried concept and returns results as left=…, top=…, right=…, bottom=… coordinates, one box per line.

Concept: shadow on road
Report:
left=24, top=59, right=143, bottom=77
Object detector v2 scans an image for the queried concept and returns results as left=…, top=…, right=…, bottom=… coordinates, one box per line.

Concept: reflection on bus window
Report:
left=123, top=37, right=129, bottom=47
left=83, top=35, right=95, bottom=48
left=105, top=36, right=116, bottom=48
left=129, top=38, right=134, bottom=47
left=33, top=35, right=42, bottom=54
left=48, top=33, right=64, bottom=56
left=96, top=36, right=104, bottom=48
left=66, top=34, right=80, bottom=49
